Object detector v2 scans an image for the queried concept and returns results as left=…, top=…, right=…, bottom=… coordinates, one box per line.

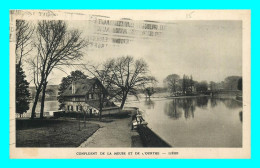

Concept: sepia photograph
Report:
left=9, top=10, right=251, bottom=158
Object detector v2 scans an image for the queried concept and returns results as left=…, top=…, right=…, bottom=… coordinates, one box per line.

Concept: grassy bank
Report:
left=16, top=119, right=100, bottom=147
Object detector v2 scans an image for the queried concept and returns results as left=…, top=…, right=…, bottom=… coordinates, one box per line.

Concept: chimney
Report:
left=72, top=81, right=75, bottom=94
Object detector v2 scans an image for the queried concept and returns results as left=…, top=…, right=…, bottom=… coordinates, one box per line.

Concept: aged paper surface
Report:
left=10, top=10, right=251, bottom=159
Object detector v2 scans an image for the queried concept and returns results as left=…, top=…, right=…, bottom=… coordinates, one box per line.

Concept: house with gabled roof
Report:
left=62, top=78, right=120, bottom=115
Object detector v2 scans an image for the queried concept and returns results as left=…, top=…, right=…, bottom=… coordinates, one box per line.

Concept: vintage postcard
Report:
left=9, top=10, right=251, bottom=158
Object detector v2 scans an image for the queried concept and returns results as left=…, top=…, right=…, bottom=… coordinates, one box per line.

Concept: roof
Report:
left=62, top=78, right=99, bottom=96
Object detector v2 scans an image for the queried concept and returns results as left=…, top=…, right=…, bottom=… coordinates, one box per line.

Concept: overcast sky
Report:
left=29, top=20, right=242, bottom=86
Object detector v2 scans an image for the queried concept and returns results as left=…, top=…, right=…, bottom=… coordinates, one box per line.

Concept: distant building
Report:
left=62, top=78, right=120, bottom=115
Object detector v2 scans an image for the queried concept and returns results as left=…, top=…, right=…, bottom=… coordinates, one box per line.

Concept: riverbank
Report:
left=126, top=93, right=210, bottom=101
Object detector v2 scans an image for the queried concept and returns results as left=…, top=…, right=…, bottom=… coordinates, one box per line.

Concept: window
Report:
left=71, top=106, right=73, bottom=111
left=86, top=94, right=89, bottom=100
left=91, top=93, right=94, bottom=99
left=76, top=105, right=82, bottom=112
left=67, top=106, right=70, bottom=111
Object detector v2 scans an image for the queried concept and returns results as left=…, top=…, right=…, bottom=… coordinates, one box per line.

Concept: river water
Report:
left=125, top=96, right=242, bottom=147
left=29, top=101, right=60, bottom=113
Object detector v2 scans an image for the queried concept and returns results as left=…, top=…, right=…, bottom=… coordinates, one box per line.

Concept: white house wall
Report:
left=64, top=101, right=99, bottom=114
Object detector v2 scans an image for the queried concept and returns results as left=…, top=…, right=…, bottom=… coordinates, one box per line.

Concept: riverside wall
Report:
left=137, top=125, right=171, bottom=147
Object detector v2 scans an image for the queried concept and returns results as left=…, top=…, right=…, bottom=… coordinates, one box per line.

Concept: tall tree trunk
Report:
left=99, top=105, right=103, bottom=121
left=173, top=80, right=176, bottom=95
left=174, top=99, right=177, bottom=117
left=18, top=56, right=22, bottom=70
left=31, top=86, right=42, bottom=119
left=98, top=89, right=104, bottom=121
left=120, top=92, right=128, bottom=109
left=40, top=81, right=48, bottom=119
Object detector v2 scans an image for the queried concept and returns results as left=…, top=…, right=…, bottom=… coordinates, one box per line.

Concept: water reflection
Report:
left=164, top=99, right=183, bottom=119
left=210, top=98, right=218, bottom=108
left=144, top=98, right=155, bottom=109
left=181, top=99, right=195, bottom=119
left=196, top=97, right=208, bottom=109
left=221, top=99, right=242, bottom=109
left=163, top=97, right=242, bottom=120
left=164, top=98, right=197, bottom=119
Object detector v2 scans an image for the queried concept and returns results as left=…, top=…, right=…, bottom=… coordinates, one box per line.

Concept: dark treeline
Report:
left=164, top=74, right=242, bottom=96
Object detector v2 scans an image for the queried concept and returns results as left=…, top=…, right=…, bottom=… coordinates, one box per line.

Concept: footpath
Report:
left=79, top=117, right=143, bottom=147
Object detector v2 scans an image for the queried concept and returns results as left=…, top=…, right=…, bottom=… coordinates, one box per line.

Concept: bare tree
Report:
left=110, top=56, right=155, bottom=109
left=144, top=87, right=155, bottom=98
left=81, top=60, right=121, bottom=121
left=30, top=20, right=86, bottom=119
left=16, top=20, right=34, bottom=68
left=81, top=56, right=155, bottom=116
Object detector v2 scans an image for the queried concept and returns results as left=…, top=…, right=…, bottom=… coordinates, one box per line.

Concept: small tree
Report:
left=16, top=64, right=30, bottom=117
left=57, top=70, right=88, bottom=110
left=144, top=87, right=155, bottom=98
